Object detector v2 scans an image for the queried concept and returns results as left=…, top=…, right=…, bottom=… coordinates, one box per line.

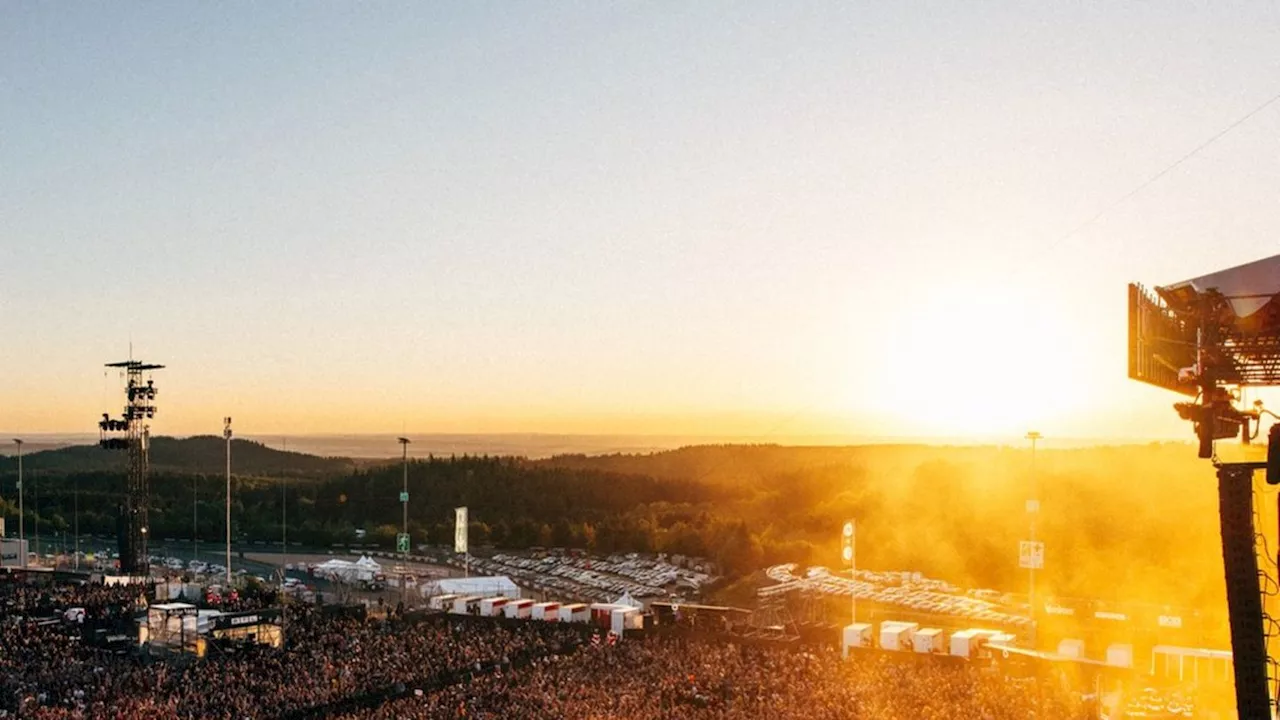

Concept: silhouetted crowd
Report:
left=0, top=580, right=583, bottom=719
left=0, top=579, right=1101, bottom=719
left=335, top=636, right=1096, bottom=720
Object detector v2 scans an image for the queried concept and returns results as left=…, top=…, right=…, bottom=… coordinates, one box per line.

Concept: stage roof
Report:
left=1159, top=252, right=1280, bottom=322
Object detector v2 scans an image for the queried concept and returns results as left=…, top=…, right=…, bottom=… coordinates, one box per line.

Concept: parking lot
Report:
left=762, top=563, right=1030, bottom=629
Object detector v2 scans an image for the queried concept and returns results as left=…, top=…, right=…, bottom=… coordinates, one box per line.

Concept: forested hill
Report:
left=537, top=444, right=998, bottom=483
left=0, top=436, right=354, bottom=477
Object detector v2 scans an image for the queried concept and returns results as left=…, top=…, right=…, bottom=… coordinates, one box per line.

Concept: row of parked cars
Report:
left=764, top=564, right=1030, bottom=628
left=450, top=552, right=717, bottom=604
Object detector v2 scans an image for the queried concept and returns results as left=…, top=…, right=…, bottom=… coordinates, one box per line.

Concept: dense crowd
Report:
left=337, top=636, right=1096, bottom=720
left=0, top=578, right=1131, bottom=719
left=0, top=579, right=583, bottom=719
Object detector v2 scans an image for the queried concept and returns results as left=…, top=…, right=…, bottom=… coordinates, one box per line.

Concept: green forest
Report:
left=0, top=439, right=1234, bottom=619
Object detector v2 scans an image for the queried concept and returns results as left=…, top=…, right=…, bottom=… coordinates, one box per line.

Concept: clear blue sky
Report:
left=4, top=3, right=1280, bottom=438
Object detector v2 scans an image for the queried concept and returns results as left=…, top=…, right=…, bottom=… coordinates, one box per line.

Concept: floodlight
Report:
left=842, top=522, right=854, bottom=538
left=842, top=546, right=853, bottom=562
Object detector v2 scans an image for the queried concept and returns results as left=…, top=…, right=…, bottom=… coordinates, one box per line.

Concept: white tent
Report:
left=420, top=576, right=519, bottom=599
left=613, top=591, right=643, bottom=609
left=312, top=557, right=382, bottom=585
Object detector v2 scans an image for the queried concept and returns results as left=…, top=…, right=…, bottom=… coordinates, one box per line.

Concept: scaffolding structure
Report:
left=99, top=359, right=164, bottom=575
left=1129, top=253, right=1280, bottom=718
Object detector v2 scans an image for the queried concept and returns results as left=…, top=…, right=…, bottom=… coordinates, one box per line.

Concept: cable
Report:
left=1038, top=86, right=1280, bottom=258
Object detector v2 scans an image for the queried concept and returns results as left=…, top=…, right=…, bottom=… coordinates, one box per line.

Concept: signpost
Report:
left=399, top=491, right=409, bottom=503
left=396, top=533, right=410, bottom=554
left=1019, top=540, right=1045, bottom=570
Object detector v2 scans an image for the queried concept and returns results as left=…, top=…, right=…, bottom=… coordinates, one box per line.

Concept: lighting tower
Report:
left=99, top=360, right=163, bottom=575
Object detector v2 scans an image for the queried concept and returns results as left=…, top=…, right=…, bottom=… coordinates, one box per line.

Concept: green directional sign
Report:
left=397, top=533, right=410, bottom=553
left=399, top=491, right=409, bottom=503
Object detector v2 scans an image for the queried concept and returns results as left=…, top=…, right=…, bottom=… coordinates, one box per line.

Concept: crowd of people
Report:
left=0, top=578, right=583, bottom=719
left=336, top=636, right=1097, bottom=720
left=0, top=577, right=1201, bottom=719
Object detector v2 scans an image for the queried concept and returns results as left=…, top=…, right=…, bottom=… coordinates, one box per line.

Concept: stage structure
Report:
left=99, top=359, right=164, bottom=576
left=1129, top=253, right=1280, bottom=719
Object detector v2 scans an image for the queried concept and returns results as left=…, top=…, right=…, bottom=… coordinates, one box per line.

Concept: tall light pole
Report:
left=32, top=467, right=38, bottom=563
left=73, top=474, right=79, bottom=571
left=14, top=439, right=24, bottom=569
left=398, top=436, right=411, bottom=605
left=1026, top=430, right=1042, bottom=643
left=193, top=475, right=199, bottom=564
left=224, top=417, right=232, bottom=586
left=842, top=520, right=856, bottom=625
left=281, top=438, right=288, bottom=577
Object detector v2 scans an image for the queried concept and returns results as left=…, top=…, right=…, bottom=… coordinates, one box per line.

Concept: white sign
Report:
left=1044, top=604, right=1075, bottom=616
left=1158, top=615, right=1183, bottom=628
left=454, top=507, right=468, bottom=554
left=1019, top=540, right=1044, bottom=570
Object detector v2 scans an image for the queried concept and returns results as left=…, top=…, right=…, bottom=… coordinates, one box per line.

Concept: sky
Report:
left=4, top=2, right=1280, bottom=441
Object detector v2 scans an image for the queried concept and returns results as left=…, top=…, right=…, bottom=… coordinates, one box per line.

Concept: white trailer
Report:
left=561, top=603, right=589, bottom=623
left=452, top=596, right=483, bottom=615
left=429, top=594, right=459, bottom=612
left=1107, top=643, right=1134, bottom=668
left=610, top=607, right=642, bottom=636
left=504, top=599, right=535, bottom=620
left=950, top=629, right=988, bottom=658
left=1057, top=639, right=1085, bottom=659
left=532, top=602, right=560, bottom=621
left=879, top=621, right=918, bottom=652
left=842, top=623, right=873, bottom=658
left=590, top=603, right=630, bottom=629
left=479, top=597, right=510, bottom=617
left=912, top=628, right=945, bottom=654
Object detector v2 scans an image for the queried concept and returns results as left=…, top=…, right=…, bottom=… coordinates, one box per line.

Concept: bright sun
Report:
left=873, top=286, right=1089, bottom=438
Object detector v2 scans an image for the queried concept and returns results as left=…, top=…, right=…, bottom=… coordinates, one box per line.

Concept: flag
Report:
left=607, top=631, right=618, bottom=646
left=454, top=507, right=468, bottom=554
left=591, top=632, right=601, bottom=646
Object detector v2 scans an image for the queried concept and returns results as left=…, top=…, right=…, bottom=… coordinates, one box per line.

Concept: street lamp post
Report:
left=13, top=439, right=23, bottom=569
left=32, top=469, right=38, bottom=563
left=1026, top=430, right=1042, bottom=643
left=281, top=438, right=288, bottom=576
left=224, top=417, right=232, bottom=586
left=74, top=475, right=79, bottom=570
left=842, top=520, right=856, bottom=625
left=398, top=437, right=411, bottom=605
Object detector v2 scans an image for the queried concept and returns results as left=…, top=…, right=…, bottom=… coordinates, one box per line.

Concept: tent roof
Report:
left=424, top=576, right=519, bottom=597
left=614, top=591, right=643, bottom=608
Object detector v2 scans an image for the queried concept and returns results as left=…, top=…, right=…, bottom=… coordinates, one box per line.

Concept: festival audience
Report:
left=0, top=579, right=1141, bottom=719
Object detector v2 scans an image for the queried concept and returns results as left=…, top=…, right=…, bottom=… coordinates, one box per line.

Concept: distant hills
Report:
left=0, top=436, right=355, bottom=477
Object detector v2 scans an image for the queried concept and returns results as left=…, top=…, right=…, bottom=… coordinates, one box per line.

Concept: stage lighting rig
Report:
left=1130, top=252, right=1280, bottom=718
left=99, top=359, right=165, bottom=576
left=1130, top=254, right=1280, bottom=461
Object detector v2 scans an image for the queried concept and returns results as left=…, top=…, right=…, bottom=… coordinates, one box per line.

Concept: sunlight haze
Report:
left=5, top=3, right=1280, bottom=440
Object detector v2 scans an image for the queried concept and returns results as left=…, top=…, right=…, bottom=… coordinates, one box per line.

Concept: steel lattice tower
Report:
left=99, top=360, right=163, bottom=575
